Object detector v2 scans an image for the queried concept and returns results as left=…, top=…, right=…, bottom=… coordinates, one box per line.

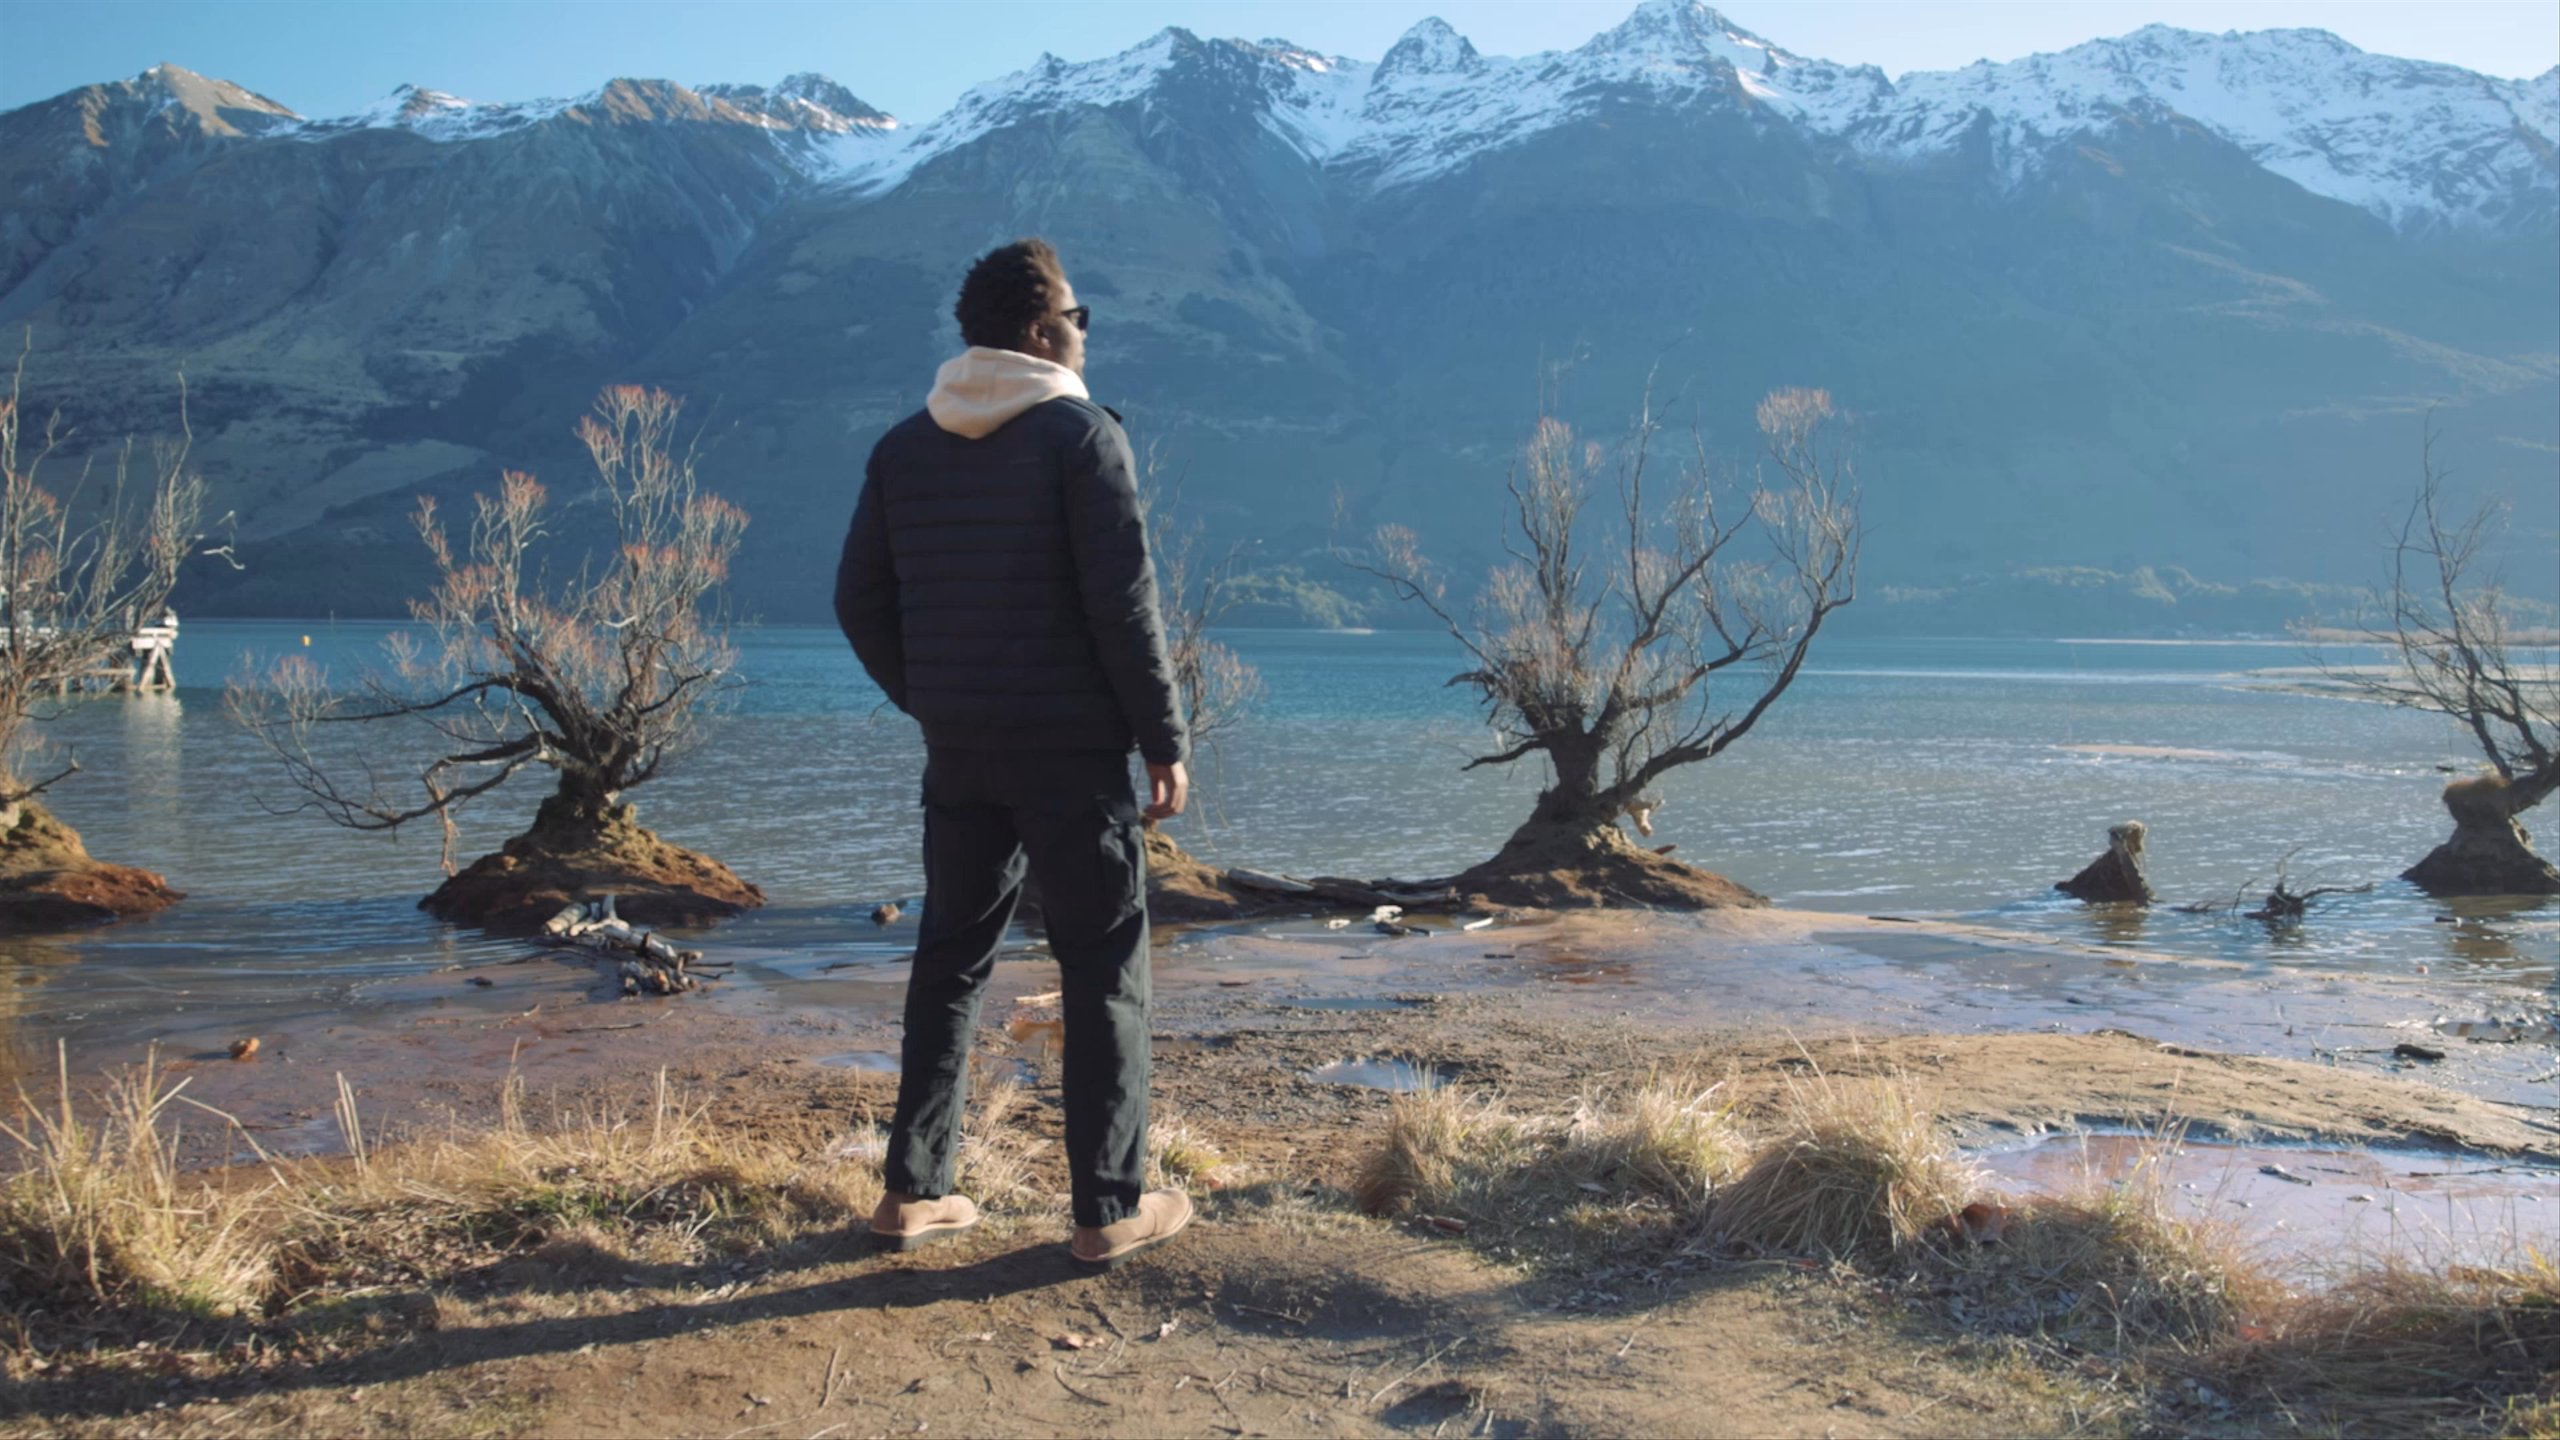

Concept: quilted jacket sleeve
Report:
left=833, top=451, right=908, bottom=712
left=1061, top=411, right=1190, bottom=766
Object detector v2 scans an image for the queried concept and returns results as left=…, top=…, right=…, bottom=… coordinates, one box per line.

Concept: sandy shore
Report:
left=102, top=904, right=2560, bottom=1159
left=8, top=906, right=2555, bottom=1438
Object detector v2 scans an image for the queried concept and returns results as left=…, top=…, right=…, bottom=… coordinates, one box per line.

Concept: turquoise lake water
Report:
left=4, top=621, right=2552, bottom=1048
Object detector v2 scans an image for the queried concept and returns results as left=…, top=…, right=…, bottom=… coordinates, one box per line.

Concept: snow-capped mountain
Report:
left=1866, top=24, right=2559, bottom=232
left=823, top=1, right=2553, bottom=232
left=0, top=3, right=2552, bottom=624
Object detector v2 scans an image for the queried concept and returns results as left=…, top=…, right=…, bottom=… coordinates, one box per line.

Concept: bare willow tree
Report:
left=0, top=341, right=203, bottom=848
left=1354, top=387, right=1858, bottom=906
left=231, top=385, right=761, bottom=928
left=2333, top=434, right=2558, bottom=895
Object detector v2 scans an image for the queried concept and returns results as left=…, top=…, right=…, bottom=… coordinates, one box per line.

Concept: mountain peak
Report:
left=1594, top=0, right=1768, bottom=54
left=121, top=63, right=300, bottom=133
left=701, top=74, right=892, bottom=131
left=1379, top=17, right=1482, bottom=78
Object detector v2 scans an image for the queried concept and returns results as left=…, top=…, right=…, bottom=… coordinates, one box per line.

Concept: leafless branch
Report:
left=0, top=332, right=206, bottom=818
left=229, top=386, right=746, bottom=857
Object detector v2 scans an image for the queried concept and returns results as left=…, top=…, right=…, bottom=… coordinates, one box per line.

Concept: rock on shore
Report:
left=0, top=802, right=183, bottom=930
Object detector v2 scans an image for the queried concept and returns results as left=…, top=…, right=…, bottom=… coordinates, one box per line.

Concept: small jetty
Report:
left=8, top=608, right=182, bottom=694
left=115, top=609, right=180, bottom=692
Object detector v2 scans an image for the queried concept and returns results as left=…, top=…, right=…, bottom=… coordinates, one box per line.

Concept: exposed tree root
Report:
left=1436, top=822, right=1765, bottom=911
left=422, top=799, right=763, bottom=935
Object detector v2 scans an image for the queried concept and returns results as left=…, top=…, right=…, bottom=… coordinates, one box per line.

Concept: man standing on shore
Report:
left=834, top=238, right=1194, bottom=1269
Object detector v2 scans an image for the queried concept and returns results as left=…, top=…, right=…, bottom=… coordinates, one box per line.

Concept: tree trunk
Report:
left=525, top=772, right=622, bottom=848
left=2403, top=773, right=2560, bottom=897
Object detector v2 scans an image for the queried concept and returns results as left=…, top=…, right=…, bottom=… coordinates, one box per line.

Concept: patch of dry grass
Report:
left=2212, top=1253, right=2560, bottom=1435
left=1147, top=1103, right=1235, bottom=1191
left=2, top=1051, right=1047, bottom=1340
left=1935, top=1148, right=2272, bottom=1352
left=1353, top=1071, right=1745, bottom=1264
left=1353, top=1074, right=2558, bottom=1434
left=0, top=1046, right=278, bottom=1320
left=273, top=1066, right=895, bottom=1296
left=1706, top=1069, right=1978, bottom=1260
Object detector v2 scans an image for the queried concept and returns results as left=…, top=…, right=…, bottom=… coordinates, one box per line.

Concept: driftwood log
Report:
left=2056, top=821, right=2155, bottom=904
left=543, top=896, right=710, bottom=996
left=2245, top=878, right=2373, bottom=924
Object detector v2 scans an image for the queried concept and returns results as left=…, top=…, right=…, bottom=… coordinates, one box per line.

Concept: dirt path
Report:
left=7, top=1216, right=2096, bottom=1439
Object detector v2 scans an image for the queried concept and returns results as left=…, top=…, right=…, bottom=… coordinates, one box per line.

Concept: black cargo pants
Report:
left=882, top=748, right=1150, bottom=1228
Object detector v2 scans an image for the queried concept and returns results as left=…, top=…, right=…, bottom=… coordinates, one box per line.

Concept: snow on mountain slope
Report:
left=1865, top=26, right=2559, bottom=230
left=819, top=0, right=2554, bottom=232
left=296, top=84, right=574, bottom=142
left=294, top=73, right=895, bottom=152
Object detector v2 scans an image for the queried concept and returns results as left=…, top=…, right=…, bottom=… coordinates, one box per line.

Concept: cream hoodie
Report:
left=925, top=346, right=1089, bottom=439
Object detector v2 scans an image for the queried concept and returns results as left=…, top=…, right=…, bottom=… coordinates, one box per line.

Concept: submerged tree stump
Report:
left=424, top=797, right=763, bottom=935
left=2055, top=821, right=2155, bottom=904
left=2404, top=776, right=2560, bottom=897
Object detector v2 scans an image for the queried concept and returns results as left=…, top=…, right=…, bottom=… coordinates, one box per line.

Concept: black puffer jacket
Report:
left=835, top=396, right=1189, bottom=766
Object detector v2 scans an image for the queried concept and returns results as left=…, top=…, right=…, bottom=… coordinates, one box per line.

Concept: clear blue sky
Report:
left=6, top=1, right=2554, bottom=122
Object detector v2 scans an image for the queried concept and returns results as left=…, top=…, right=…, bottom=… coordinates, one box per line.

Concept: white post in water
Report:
left=124, top=609, right=179, bottom=693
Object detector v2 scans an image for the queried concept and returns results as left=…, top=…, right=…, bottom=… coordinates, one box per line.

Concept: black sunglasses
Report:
left=1059, top=304, right=1090, bottom=333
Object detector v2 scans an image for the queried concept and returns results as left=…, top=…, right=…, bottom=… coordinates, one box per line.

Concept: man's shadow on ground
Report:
left=14, top=1237, right=1088, bottom=1423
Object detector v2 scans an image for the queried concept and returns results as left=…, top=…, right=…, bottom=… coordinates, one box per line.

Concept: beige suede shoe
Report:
left=869, top=1191, right=980, bottom=1252
left=1069, top=1189, right=1193, bottom=1271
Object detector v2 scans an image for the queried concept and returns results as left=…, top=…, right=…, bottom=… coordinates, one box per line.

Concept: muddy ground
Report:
left=6, top=908, right=2557, bottom=1437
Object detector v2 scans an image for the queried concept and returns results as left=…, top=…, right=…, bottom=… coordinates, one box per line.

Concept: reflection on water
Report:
left=1305, top=1056, right=1450, bottom=1091
left=2, top=624, right=2552, bottom=1060
left=2081, top=904, right=2150, bottom=948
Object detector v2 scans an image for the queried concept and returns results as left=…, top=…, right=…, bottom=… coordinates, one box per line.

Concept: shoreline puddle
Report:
left=1305, top=1057, right=1449, bottom=1091
left=1974, top=1129, right=2560, bottom=1278
left=811, top=1050, right=900, bottom=1072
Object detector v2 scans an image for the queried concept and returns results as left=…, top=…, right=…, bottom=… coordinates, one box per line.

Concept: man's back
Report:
left=839, top=394, right=1186, bottom=767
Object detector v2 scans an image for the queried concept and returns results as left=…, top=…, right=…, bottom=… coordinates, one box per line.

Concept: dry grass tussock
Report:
left=1353, top=1069, right=1747, bottom=1263
left=1933, top=1141, right=2274, bottom=1352
left=1706, top=1068, right=1979, bottom=1259
left=1358, top=1058, right=1974, bottom=1267
left=0, top=1049, right=275, bottom=1320
left=1356, top=1070, right=2558, bottom=1432
left=1146, top=1102, right=1234, bottom=1192
left=2212, top=1253, right=2560, bottom=1435
left=1, top=1049, right=1040, bottom=1335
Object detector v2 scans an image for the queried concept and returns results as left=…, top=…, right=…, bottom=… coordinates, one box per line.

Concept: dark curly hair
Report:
left=954, top=238, right=1067, bottom=350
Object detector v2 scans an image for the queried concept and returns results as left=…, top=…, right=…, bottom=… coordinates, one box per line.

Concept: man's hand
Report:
left=1144, top=761, right=1189, bottom=821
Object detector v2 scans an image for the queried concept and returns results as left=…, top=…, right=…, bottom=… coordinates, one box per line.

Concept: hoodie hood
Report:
left=925, top=347, right=1089, bottom=439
